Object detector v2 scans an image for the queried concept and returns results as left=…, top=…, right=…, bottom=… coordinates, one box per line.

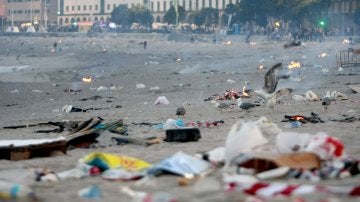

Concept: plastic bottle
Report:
left=0, top=180, right=36, bottom=200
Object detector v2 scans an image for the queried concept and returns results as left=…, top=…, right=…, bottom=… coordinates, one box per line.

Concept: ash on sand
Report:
left=0, top=34, right=359, bottom=202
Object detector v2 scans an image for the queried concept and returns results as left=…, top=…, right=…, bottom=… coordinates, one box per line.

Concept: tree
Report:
left=355, top=9, right=360, bottom=26
left=235, top=0, right=276, bottom=26
left=224, top=3, right=240, bottom=27
left=163, top=5, right=185, bottom=25
left=189, top=8, right=218, bottom=31
left=273, top=0, right=331, bottom=26
left=130, top=6, right=153, bottom=27
left=0, top=16, right=6, bottom=31
left=111, top=5, right=132, bottom=27
left=200, top=7, right=219, bottom=30
left=190, top=11, right=204, bottom=27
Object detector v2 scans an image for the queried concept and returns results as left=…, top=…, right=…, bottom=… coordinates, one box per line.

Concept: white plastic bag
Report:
left=224, top=121, right=268, bottom=168
left=154, top=96, right=170, bottom=105
left=305, top=133, right=345, bottom=160
left=275, top=131, right=312, bottom=153
left=253, top=116, right=282, bottom=136
left=305, top=90, right=320, bottom=101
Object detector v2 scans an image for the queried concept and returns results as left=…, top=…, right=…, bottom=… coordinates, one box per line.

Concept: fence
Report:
left=337, top=48, right=360, bottom=68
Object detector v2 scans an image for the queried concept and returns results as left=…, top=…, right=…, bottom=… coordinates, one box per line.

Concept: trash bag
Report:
left=305, top=90, right=320, bottom=101
left=276, top=131, right=312, bottom=153
left=147, top=151, right=210, bottom=176
left=253, top=116, right=282, bottom=136
left=224, top=121, right=268, bottom=168
left=154, top=96, right=170, bottom=105
left=305, top=133, right=345, bottom=160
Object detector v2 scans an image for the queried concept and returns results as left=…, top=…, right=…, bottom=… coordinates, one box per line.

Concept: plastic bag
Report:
left=276, top=131, right=312, bottom=153
left=253, top=116, right=282, bottom=136
left=78, top=185, right=102, bottom=200
left=102, top=169, right=145, bottom=181
left=224, top=121, right=268, bottom=168
left=305, top=90, right=320, bottom=101
left=148, top=151, right=210, bottom=176
left=154, top=96, right=169, bottom=105
left=80, top=152, right=152, bottom=172
left=305, top=133, right=345, bottom=160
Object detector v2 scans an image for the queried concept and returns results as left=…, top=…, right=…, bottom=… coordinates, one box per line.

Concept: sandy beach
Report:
left=0, top=33, right=359, bottom=202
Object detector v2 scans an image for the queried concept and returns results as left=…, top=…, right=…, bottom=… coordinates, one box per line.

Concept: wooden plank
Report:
left=0, top=140, right=67, bottom=160
left=346, top=84, right=360, bottom=93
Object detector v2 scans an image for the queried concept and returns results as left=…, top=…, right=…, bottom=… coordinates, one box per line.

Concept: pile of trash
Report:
left=2, top=117, right=359, bottom=201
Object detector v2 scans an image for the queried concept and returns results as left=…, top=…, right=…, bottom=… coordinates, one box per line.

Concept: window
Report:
left=72, top=6, right=74, bottom=11
left=189, top=0, right=192, bottom=11
left=113, top=4, right=116, bottom=9
left=82, top=17, right=86, bottom=21
left=95, top=5, right=98, bottom=10
left=65, top=18, right=69, bottom=23
left=202, top=0, right=205, bottom=7
left=163, top=1, right=166, bottom=11
left=131, top=3, right=134, bottom=8
left=209, top=0, right=211, bottom=7
left=183, top=0, right=185, bottom=9
left=66, top=6, right=69, bottom=11
left=215, top=0, right=218, bottom=9
left=83, top=5, right=86, bottom=11
left=78, top=5, right=80, bottom=11
left=222, top=0, right=225, bottom=10
left=157, top=1, right=160, bottom=11
left=170, top=1, right=173, bottom=7
left=151, top=2, right=154, bottom=11
left=107, top=4, right=110, bottom=10
left=196, top=0, right=198, bottom=10
left=89, top=5, right=92, bottom=10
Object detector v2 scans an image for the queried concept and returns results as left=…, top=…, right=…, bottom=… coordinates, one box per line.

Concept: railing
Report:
left=337, top=48, right=360, bottom=68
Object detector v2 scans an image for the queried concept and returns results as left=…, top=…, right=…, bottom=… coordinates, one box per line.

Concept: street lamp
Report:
left=30, top=0, right=33, bottom=25
left=44, top=0, right=48, bottom=32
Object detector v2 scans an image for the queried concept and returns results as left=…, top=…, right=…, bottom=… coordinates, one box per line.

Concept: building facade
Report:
left=0, top=0, right=6, bottom=17
left=149, top=0, right=237, bottom=23
left=57, top=0, right=144, bottom=26
left=3, top=0, right=57, bottom=28
left=329, top=0, right=359, bottom=35
left=0, top=0, right=6, bottom=29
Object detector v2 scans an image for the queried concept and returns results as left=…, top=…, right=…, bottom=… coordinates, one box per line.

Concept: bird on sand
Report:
left=237, top=98, right=260, bottom=112
left=176, top=106, right=186, bottom=117
left=210, top=100, right=235, bottom=111
left=254, top=63, right=292, bottom=108
left=321, top=91, right=331, bottom=111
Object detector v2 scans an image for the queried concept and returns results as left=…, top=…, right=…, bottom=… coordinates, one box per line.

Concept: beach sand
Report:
left=0, top=33, right=359, bottom=201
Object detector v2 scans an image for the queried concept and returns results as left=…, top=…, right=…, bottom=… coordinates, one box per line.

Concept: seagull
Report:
left=322, top=91, right=331, bottom=111
left=254, top=63, right=291, bottom=108
left=210, top=100, right=235, bottom=111
left=237, top=98, right=260, bottom=112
